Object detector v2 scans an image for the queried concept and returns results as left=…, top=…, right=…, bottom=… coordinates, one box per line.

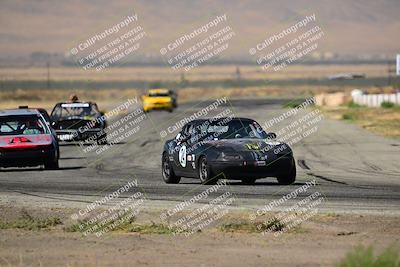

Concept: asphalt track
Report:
left=1, top=98, right=399, bottom=214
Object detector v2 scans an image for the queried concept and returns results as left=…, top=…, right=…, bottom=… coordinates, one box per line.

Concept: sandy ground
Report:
left=0, top=205, right=399, bottom=267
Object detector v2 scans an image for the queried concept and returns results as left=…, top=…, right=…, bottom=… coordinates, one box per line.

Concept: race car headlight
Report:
left=218, top=151, right=243, bottom=161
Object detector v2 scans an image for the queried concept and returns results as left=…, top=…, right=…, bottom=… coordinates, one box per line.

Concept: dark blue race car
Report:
left=162, top=117, right=296, bottom=185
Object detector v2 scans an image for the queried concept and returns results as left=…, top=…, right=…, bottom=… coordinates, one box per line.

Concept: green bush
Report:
left=282, top=100, right=307, bottom=109
left=342, top=113, right=355, bottom=121
left=219, top=217, right=285, bottom=233
left=346, top=101, right=363, bottom=108
left=338, top=245, right=400, bottom=267
left=381, top=102, right=396, bottom=108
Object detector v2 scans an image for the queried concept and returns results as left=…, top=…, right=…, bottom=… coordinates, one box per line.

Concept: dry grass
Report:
left=0, top=210, right=62, bottom=231
left=322, top=104, right=400, bottom=138
left=0, top=85, right=394, bottom=112
left=0, top=64, right=388, bottom=82
left=219, top=217, right=285, bottom=233
left=0, top=88, right=139, bottom=110
left=0, top=64, right=394, bottom=111
left=0, top=85, right=353, bottom=110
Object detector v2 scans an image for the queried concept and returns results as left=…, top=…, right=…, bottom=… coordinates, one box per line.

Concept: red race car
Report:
left=0, top=109, right=59, bottom=169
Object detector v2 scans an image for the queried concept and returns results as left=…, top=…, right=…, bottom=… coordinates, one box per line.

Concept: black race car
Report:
left=50, top=101, right=107, bottom=145
left=162, top=117, right=296, bottom=185
left=18, top=106, right=52, bottom=125
left=0, top=109, right=59, bottom=169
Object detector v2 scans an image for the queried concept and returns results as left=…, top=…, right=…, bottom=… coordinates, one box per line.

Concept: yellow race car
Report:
left=142, top=89, right=176, bottom=113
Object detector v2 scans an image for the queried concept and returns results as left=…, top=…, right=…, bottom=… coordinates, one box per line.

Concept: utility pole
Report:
left=180, top=72, right=185, bottom=83
left=388, top=60, right=391, bottom=87
left=46, top=61, right=50, bottom=89
left=235, top=66, right=241, bottom=81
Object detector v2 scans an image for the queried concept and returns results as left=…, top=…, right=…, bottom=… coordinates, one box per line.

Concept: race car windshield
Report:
left=148, top=92, right=170, bottom=97
left=52, top=104, right=97, bottom=120
left=0, top=115, right=49, bottom=136
left=199, top=120, right=267, bottom=139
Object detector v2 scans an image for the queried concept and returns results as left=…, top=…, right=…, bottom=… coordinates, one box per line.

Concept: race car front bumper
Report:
left=209, top=155, right=295, bottom=179
left=143, top=102, right=173, bottom=111
left=55, top=129, right=103, bottom=142
left=0, top=147, right=57, bottom=167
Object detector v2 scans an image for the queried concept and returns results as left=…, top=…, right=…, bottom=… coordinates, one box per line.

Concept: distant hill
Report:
left=0, top=0, right=399, bottom=61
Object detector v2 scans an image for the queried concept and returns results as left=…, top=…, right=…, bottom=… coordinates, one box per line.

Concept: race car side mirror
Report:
left=266, top=132, right=277, bottom=140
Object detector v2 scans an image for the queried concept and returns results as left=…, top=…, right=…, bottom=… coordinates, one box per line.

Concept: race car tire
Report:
left=276, top=162, right=296, bottom=185
left=97, top=133, right=108, bottom=145
left=198, top=156, right=218, bottom=185
left=44, top=159, right=59, bottom=170
left=162, top=153, right=181, bottom=184
left=241, top=178, right=256, bottom=185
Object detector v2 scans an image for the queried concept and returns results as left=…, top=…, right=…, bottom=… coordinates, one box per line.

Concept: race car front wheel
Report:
left=44, top=159, right=59, bottom=170
left=162, top=153, right=180, bottom=184
left=276, top=160, right=296, bottom=185
left=97, top=133, right=108, bottom=145
left=198, top=156, right=218, bottom=185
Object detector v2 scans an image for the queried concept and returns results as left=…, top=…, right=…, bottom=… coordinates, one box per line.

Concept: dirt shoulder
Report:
left=321, top=103, right=400, bottom=139
left=0, top=205, right=399, bottom=267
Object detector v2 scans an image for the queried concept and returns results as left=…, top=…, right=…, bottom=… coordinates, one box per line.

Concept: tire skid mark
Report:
left=306, top=172, right=348, bottom=185
left=331, top=126, right=389, bottom=174
left=11, top=190, right=95, bottom=203
left=298, top=158, right=386, bottom=189
left=140, top=139, right=159, bottom=147
left=297, top=159, right=310, bottom=170
left=304, top=170, right=400, bottom=191
left=308, top=121, right=398, bottom=178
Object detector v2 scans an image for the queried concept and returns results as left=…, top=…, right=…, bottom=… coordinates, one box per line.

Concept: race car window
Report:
left=179, top=123, right=194, bottom=142
left=50, top=106, right=61, bottom=118
left=187, top=124, right=196, bottom=135
left=0, top=116, right=49, bottom=136
left=207, top=125, right=229, bottom=133
left=199, top=120, right=267, bottom=139
left=148, top=92, right=170, bottom=97
left=51, top=103, right=98, bottom=120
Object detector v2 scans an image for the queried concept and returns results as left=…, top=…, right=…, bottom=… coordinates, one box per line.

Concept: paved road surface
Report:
left=1, top=98, right=399, bottom=214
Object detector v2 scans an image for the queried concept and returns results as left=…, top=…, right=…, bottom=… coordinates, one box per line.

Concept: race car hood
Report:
left=0, top=134, right=53, bottom=150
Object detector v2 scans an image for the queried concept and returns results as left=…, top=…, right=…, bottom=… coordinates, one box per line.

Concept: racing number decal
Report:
left=179, top=145, right=187, bottom=167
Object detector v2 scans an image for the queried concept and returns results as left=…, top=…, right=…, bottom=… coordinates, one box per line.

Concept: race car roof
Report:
left=19, top=106, right=49, bottom=113
left=60, top=103, right=90, bottom=108
left=54, top=101, right=94, bottom=106
left=0, top=109, right=40, bottom=117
